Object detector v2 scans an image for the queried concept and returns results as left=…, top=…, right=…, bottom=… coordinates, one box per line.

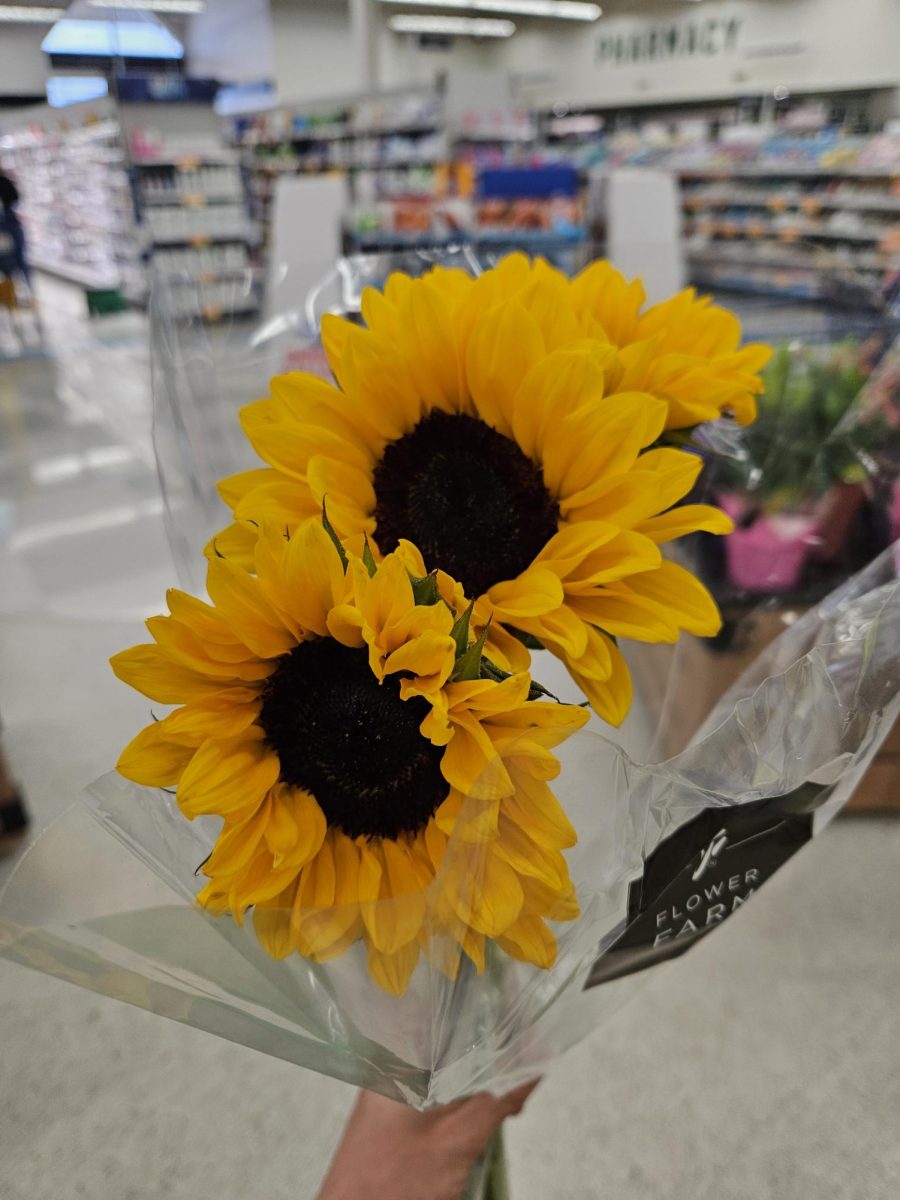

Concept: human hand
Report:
left=316, top=1080, right=539, bottom=1200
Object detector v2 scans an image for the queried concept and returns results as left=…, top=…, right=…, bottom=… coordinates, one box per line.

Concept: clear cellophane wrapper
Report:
left=2, top=547, right=898, bottom=1109
left=5, top=260, right=900, bottom=1114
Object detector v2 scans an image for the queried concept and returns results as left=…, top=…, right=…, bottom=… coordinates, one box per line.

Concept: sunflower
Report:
left=564, top=259, right=772, bottom=429
left=326, top=253, right=772, bottom=430
left=111, top=521, right=588, bottom=996
left=211, top=260, right=738, bottom=723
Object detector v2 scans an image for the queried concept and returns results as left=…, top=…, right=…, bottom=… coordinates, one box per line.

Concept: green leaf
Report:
left=527, top=677, right=559, bottom=701
left=410, top=572, right=440, bottom=607
left=321, top=500, right=348, bottom=573
left=451, top=619, right=491, bottom=682
left=362, top=535, right=378, bottom=577
left=450, top=600, right=475, bottom=659
left=479, top=654, right=559, bottom=702
left=478, top=656, right=510, bottom=683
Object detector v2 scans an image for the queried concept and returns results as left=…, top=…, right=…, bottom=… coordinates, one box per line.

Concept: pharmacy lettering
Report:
left=585, top=783, right=832, bottom=988
left=596, top=17, right=741, bottom=67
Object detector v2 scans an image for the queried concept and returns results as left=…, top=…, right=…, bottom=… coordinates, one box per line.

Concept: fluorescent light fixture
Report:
left=389, top=13, right=515, bottom=35
left=47, top=74, right=109, bottom=106
left=88, top=0, right=206, bottom=12
left=42, top=17, right=184, bottom=58
left=474, top=0, right=599, bottom=19
left=378, top=0, right=599, bottom=19
left=0, top=6, right=65, bottom=22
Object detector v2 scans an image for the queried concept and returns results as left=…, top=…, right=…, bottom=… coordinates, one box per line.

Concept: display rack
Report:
left=131, top=153, right=259, bottom=319
left=0, top=100, right=141, bottom=296
left=522, top=119, right=900, bottom=303
left=227, top=88, right=539, bottom=257
left=679, top=163, right=900, bottom=302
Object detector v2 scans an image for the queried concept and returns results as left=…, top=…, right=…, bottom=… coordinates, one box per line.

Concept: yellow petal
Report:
left=205, top=521, right=258, bottom=568
left=443, top=845, right=524, bottom=937
left=434, top=788, right=500, bottom=843
left=540, top=393, right=666, bottom=502
left=293, top=833, right=361, bottom=959
left=568, top=590, right=679, bottom=644
left=620, top=560, right=723, bottom=637
left=144, top=615, right=272, bottom=681
left=320, top=311, right=352, bottom=382
left=359, top=840, right=428, bottom=954
left=568, top=259, right=645, bottom=345
left=367, top=939, right=420, bottom=996
left=203, top=799, right=270, bottom=877
left=466, top=299, right=545, bottom=436
left=271, top=519, right=351, bottom=638
left=205, top=558, right=296, bottom=658
left=491, top=816, right=567, bottom=890
left=383, top=631, right=456, bottom=682
left=637, top=504, right=733, bottom=544
left=253, top=882, right=298, bottom=959
left=503, top=772, right=577, bottom=850
left=217, top=467, right=282, bottom=510
left=487, top=567, right=564, bottom=619
left=177, top=733, right=280, bottom=818
left=440, top=708, right=515, bottom=801
left=398, top=282, right=463, bottom=413
left=116, top=720, right=197, bottom=786
left=110, top=644, right=226, bottom=704
left=511, top=345, right=608, bottom=462
left=569, top=633, right=632, bottom=726
left=496, top=914, right=558, bottom=969
left=265, top=783, right=328, bottom=868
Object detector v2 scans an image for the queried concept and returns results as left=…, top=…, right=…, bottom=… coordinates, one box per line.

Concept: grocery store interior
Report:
left=0, top=1, right=899, bottom=1198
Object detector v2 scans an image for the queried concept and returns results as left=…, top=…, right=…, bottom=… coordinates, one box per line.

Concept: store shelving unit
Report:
left=131, top=154, right=260, bottom=319
left=226, top=89, right=541, bottom=256
left=678, top=162, right=900, bottom=302
left=0, top=101, right=141, bottom=297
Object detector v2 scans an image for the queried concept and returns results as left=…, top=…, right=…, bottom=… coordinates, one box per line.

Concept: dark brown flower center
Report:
left=372, top=410, right=560, bottom=598
left=258, top=639, right=448, bottom=840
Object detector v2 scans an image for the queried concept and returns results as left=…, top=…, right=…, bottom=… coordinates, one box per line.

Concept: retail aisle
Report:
left=0, top=277, right=898, bottom=1200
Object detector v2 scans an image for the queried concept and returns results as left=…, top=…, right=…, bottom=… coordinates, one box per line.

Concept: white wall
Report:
left=270, top=0, right=361, bottom=103
left=0, top=25, right=51, bottom=97
left=186, top=0, right=274, bottom=84
left=506, top=0, right=900, bottom=109
left=378, top=25, right=505, bottom=93
left=270, top=0, right=506, bottom=104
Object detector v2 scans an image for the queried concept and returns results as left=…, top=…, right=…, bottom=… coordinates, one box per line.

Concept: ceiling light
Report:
left=88, top=0, right=205, bottom=12
left=477, top=0, right=600, bottom=20
left=0, top=6, right=65, bottom=22
left=379, top=0, right=599, bottom=19
left=388, top=13, right=515, bottom=36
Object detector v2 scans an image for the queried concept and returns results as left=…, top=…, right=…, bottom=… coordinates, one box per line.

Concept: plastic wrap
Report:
left=6, top=252, right=900, bottom=1141
left=2, top=547, right=898, bottom=1109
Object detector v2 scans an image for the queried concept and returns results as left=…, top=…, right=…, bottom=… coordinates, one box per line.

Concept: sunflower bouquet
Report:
left=3, top=256, right=900, bottom=1193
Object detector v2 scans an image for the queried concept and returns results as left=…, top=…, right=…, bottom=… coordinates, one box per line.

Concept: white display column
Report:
left=350, top=0, right=379, bottom=93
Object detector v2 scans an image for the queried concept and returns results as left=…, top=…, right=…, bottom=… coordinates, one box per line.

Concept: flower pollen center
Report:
left=373, top=410, right=560, bottom=597
left=259, top=639, right=448, bottom=840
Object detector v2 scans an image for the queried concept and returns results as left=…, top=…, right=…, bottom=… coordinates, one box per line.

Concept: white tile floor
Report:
left=0, top=278, right=899, bottom=1199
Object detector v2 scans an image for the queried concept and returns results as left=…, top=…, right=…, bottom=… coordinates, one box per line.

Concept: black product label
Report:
left=585, top=782, right=832, bottom=989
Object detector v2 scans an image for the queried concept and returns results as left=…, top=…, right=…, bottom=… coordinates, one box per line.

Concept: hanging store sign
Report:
left=514, top=0, right=900, bottom=108
left=596, top=16, right=742, bottom=67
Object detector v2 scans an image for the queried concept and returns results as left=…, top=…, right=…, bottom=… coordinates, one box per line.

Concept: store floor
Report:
left=1, top=277, right=899, bottom=1200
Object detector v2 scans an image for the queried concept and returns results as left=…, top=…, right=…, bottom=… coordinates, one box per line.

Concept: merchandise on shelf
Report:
left=676, top=135, right=900, bottom=303
left=132, top=153, right=260, bottom=319
left=0, top=100, right=140, bottom=294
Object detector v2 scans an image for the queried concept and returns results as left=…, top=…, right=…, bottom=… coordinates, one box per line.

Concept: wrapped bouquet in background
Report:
left=3, top=254, right=899, bottom=1198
